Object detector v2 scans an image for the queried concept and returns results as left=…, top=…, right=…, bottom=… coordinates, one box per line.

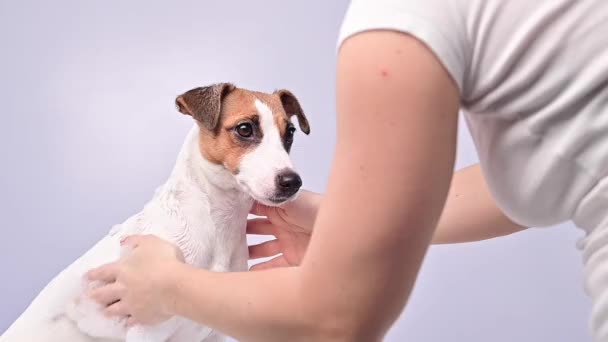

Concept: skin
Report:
left=88, top=30, right=524, bottom=341
left=434, top=163, right=526, bottom=244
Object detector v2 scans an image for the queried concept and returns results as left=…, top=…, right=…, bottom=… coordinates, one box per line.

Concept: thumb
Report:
left=278, top=190, right=321, bottom=228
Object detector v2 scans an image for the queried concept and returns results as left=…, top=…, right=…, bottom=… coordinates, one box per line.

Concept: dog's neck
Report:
left=167, top=125, right=251, bottom=206
left=153, top=125, right=252, bottom=270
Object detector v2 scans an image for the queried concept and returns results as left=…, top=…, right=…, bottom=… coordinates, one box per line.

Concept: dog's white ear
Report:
left=176, top=83, right=236, bottom=131
left=274, top=89, right=310, bottom=135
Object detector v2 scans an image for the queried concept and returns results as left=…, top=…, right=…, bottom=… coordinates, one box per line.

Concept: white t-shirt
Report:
left=338, top=0, right=608, bottom=339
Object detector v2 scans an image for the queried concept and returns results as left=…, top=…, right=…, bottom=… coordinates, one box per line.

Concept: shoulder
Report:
left=338, top=0, right=470, bottom=94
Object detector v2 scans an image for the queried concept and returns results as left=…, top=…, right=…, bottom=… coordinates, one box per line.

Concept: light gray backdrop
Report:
left=0, top=1, right=591, bottom=341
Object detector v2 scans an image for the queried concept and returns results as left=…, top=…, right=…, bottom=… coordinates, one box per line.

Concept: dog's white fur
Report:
left=1, top=100, right=299, bottom=342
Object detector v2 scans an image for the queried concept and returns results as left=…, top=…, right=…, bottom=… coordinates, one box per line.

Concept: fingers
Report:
left=246, top=218, right=275, bottom=235
left=251, top=203, right=289, bottom=228
left=249, top=239, right=282, bottom=260
left=249, top=202, right=270, bottom=217
left=104, top=301, right=129, bottom=318
left=250, top=256, right=290, bottom=271
left=88, top=282, right=125, bottom=306
left=280, top=191, right=321, bottom=229
left=87, top=262, right=121, bottom=283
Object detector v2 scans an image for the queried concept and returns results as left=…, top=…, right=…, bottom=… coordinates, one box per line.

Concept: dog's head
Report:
left=176, top=83, right=310, bottom=206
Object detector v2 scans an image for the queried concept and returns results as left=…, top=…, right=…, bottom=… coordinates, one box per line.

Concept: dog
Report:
left=0, top=83, right=310, bottom=342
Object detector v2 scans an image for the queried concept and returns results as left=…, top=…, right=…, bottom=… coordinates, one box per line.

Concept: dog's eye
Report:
left=235, top=123, right=253, bottom=138
left=286, top=126, right=296, bottom=139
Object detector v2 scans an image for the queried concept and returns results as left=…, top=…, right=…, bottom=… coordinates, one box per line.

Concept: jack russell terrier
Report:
left=0, top=83, right=310, bottom=342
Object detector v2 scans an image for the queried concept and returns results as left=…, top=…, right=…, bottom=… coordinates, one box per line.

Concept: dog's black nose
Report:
left=276, top=170, right=302, bottom=195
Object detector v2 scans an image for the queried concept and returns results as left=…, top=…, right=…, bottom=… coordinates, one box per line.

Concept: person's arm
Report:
left=433, top=164, right=527, bottom=244
left=167, top=30, right=460, bottom=341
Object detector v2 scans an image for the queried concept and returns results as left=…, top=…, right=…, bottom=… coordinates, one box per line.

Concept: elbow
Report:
left=302, top=306, right=386, bottom=342
left=295, top=278, right=402, bottom=341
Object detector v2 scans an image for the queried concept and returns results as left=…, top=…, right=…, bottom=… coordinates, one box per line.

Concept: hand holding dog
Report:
left=248, top=190, right=322, bottom=270
left=85, top=190, right=322, bottom=326
left=86, top=235, right=185, bottom=326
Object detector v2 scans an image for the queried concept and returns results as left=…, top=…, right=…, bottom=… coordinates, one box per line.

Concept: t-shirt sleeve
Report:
left=338, top=0, right=468, bottom=92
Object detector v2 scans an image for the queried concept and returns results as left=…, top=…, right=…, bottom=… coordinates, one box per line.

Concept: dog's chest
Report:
left=132, top=188, right=251, bottom=272
left=177, top=214, right=248, bottom=272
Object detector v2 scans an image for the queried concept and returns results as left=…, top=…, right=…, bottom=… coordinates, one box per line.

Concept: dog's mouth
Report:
left=251, top=191, right=299, bottom=207
left=267, top=194, right=296, bottom=205
left=236, top=179, right=300, bottom=206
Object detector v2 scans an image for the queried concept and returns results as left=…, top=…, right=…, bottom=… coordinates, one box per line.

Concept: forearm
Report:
left=169, top=265, right=316, bottom=342
left=432, top=164, right=526, bottom=244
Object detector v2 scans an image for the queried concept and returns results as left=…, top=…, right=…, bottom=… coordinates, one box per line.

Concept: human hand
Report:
left=248, top=190, right=322, bottom=270
left=86, top=235, right=185, bottom=326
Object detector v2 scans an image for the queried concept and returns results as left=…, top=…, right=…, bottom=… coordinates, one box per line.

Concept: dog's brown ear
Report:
left=274, top=89, right=310, bottom=135
left=176, top=83, right=235, bottom=131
